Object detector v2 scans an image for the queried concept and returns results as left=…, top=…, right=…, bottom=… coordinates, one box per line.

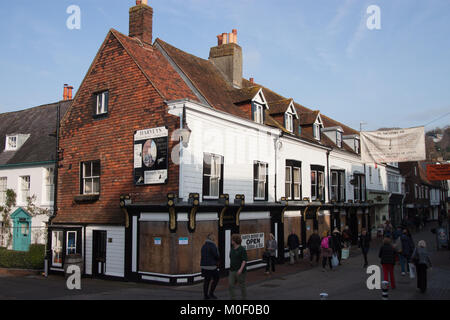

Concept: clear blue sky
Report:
left=1, top=0, right=449, bottom=131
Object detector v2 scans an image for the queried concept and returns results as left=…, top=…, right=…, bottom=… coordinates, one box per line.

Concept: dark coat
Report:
left=287, top=233, right=300, bottom=250
left=307, top=233, right=321, bottom=251
left=331, top=233, right=342, bottom=252
left=400, top=234, right=415, bottom=258
left=379, top=244, right=396, bottom=265
left=358, top=233, right=371, bottom=251
left=200, top=240, right=219, bottom=267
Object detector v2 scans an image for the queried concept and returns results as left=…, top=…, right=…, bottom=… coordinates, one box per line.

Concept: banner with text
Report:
left=361, top=127, right=426, bottom=163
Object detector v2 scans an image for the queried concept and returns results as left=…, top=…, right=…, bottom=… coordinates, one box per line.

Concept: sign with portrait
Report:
left=134, top=127, right=169, bottom=185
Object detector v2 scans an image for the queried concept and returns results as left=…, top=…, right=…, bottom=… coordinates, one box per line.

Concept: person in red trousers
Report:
left=379, top=237, right=396, bottom=289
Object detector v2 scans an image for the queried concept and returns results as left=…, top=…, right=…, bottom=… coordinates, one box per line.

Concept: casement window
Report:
left=19, top=176, right=31, bottom=204
left=0, top=177, right=6, bottom=204
left=252, top=103, right=264, bottom=124
left=311, top=166, right=325, bottom=201
left=66, top=231, right=77, bottom=255
left=43, top=168, right=54, bottom=203
left=254, top=161, right=268, bottom=200
left=285, top=113, right=294, bottom=133
left=330, top=170, right=345, bottom=202
left=353, top=174, right=366, bottom=202
left=203, top=153, right=223, bottom=199
left=81, top=161, right=100, bottom=195
left=52, top=231, right=63, bottom=267
left=336, top=131, right=342, bottom=148
left=313, top=124, right=320, bottom=140
left=354, top=138, right=360, bottom=153
left=285, top=160, right=301, bottom=200
left=95, top=91, right=109, bottom=116
left=5, top=135, right=17, bottom=151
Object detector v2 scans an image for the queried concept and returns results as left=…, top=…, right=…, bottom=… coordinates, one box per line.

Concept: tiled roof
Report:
left=268, top=99, right=293, bottom=115
left=0, top=101, right=71, bottom=166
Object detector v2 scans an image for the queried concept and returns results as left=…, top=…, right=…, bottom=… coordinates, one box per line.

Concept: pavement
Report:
left=0, top=222, right=449, bottom=300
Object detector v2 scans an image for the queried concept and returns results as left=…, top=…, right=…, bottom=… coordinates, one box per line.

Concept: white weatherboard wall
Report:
left=85, top=226, right=125, bottom=278
left=329, top=149, right=365, bottom=201
left=278, top=137, right=329, bottom=201
left=180, top=107, right=278, bottom=203
left=0, top=164, right=55, bottom=248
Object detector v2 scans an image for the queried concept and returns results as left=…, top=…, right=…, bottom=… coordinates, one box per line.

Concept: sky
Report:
left=0, top=0, right=449, bottom=132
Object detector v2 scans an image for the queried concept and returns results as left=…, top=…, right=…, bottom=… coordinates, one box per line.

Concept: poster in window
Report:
left=134, top=127, right=169, bottom=185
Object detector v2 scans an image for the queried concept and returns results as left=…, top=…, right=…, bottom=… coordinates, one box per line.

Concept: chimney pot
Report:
left=250, top=78, right=254, bottom=84
left=222, top=33, right=228, bottom=45
left=217, top=34, right=223, bottom=46
left=67, top=86, right=73, bottom=100
left=63, top=84, right=68, bottom=101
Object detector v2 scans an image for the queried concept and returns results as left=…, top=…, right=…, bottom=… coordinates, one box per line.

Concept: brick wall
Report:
left=54, top=33, right=180, bottom=225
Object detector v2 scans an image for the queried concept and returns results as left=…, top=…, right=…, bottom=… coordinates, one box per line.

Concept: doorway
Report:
left=92, top=230, right=107, bottom=277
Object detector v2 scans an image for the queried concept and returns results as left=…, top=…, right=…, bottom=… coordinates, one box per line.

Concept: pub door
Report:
left=92, top=230, right=107, bottom=277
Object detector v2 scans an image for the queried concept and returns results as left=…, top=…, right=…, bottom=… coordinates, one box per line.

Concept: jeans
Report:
left=310, top=249, right=320, bottom=263
left=399, top=255, right=410, bottom=273
left=202, top=269, right=219, bottom=298
left=322, top=256, right=332, bottom=269
left=265, top=256, right=276, bottom=272
left=416, top=263, right=428, bottom=292
left=229, top=271, right=247, bottom=300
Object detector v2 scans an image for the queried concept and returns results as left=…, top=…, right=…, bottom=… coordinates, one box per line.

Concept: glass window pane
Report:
left=203, top=154, right=211, bottom=175
left=285, top=183, right=291, bottom=198
left=294, top=184, right=300, bottom=199
left=92, top=162, right=100, bottom=177
left=293, top=168, right=300, bottom=183
left=93, top=178, right=100, bottom=194
left=85, top=179, right=92, bottom=194
left=285, top=167, right=291, bottom=183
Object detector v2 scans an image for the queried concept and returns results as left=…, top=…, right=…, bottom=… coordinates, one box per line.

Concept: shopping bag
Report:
left=409, top=263, right=416, bottom=279
left=331, top=254, right=339, bottom=268
left=341, top=248, right=350, bottom=260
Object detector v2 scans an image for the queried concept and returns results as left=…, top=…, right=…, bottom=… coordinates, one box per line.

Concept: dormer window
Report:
left=313, top=124, right=320, bottom=140
left=6, top=135, right=17, bottom=151
left=336, top=131, right=342, bottom=148
left=95, top=91, right=109, bottom=116
left=252, top=103, right=264, bottom=124
left=354, top=138, right=360, bottom=153
left=285, top=113, right=294, bottom=132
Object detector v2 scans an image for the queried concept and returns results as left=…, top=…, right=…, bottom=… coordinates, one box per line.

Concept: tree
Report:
left=0, top=189, right=16, bottom=248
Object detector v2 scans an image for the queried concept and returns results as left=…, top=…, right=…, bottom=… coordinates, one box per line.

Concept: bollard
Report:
left=320, top=293, right=328, bottom=300
left=381, top=281, right=389, bottom=300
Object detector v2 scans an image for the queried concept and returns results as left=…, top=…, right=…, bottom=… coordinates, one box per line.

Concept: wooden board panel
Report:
left=239, top=219, right=271, bottom=262
left=283, top=216, right=301, bottom=248
left=139, top=221, right=171, bottom=274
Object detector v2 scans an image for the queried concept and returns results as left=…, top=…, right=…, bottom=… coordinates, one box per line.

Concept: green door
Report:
left=11, top=208, right=32, bottom=252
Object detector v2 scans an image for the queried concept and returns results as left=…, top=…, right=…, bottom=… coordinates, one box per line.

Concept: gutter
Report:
left=0, top=161, right=55, bottom=169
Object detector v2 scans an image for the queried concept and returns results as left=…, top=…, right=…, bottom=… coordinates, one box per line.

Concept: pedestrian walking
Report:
left=331, top=229, right=342, bottom=265
left=399, top=229, right=415, bottom=276
left=307, top=229, right=321, bottom=266
left=321, top=231, right=333, bottom=272
left=200, top=233, right=220, bottom=300
left=412, top=240, right=432, bottom=293
left=358, top=228, right=371, bottom=268
left=265, top=233, right=277, bottom=274
left=287, top=230, right=300, bottom=265
left=342, top=225, right=352, bottom=249
left=379, top=237, right=396, bottom=289
left=228, top=234, right=248, bottom=300
left=383, top=220, right=393, bottom=239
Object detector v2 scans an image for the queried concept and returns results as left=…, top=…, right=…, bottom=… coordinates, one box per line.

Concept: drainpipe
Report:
left=326, top=150, right=330, bottom=204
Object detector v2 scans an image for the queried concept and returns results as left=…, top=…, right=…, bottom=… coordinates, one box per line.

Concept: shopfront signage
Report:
left=241, top=233, right=265, bottom=250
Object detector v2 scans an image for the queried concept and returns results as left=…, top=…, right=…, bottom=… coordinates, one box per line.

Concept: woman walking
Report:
left=265, top=233, right=277, bottom=274
left=321, top=231, right=333, bottom=272
left=379, top=237, right=396, bottom=289
left=358, top=229, right=371, bottom=268
left=412, top=240, right=432, bottom=293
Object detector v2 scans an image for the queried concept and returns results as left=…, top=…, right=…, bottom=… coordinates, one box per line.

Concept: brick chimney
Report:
left=129, top=0, right=153, bottom=45
left=209, top=29, right=243, bottom=88
left=63, top=84, right=74, bottom=100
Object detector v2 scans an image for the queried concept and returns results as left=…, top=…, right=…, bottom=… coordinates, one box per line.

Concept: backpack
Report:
left=321, top=237, right=329, bottom=249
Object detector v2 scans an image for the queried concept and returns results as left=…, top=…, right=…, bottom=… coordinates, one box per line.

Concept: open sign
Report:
left=241, top=233, right=265, bottom=250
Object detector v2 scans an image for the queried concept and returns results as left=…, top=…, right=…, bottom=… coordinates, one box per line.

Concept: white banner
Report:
left=241, top=233, right=265, bottom=250
left=361, top=127, right=426, bottom=163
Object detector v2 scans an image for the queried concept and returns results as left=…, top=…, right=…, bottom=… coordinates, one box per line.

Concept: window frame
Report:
left=202, top=153, right=224, bottom=200
left=330, top=170, right=346, bottom=202
left=94, top=91, right=109, bottom=117
left=0, top=177, right=7, bottom=204
left=311, top=166, right=325, bottom=202
left=52, top=231, right=63, bottom=267
left=252, top=103, right=264, bottom=124
left=336, top=131, right=342, bottom=148
left=66, top=231, right=77, bottom=255
left=19, top=175, right=31, bottom=204
left=285, top=113, right=294, bottom=133
left=81, top=161, right=101, bottom=195
left=353, top=174, right=366, bottom=202
left=254, top=161, right=268, bottom=201
left=43, top=168, right=55, bottom=204
left=5, top=135, right=18, bottom=151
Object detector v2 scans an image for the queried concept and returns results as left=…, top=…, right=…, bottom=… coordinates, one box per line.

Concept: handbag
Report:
left=331, top=254, right=339, bottom=268
left=409, top=263, right=416, bottom=279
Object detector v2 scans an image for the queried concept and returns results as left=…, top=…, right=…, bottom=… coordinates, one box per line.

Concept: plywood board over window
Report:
left=283, top=213, right=302, bottom=247
left=239, top=219, right=271, bottom=262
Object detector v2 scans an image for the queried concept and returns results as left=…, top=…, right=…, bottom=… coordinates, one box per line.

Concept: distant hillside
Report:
left=426, top=126, right=450, bottom=160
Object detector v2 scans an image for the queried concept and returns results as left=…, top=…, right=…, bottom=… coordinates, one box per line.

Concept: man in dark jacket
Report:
left=358, top=229, right=371, bottom=268
left=287, top=230, right=300, bottom=265
left=331, top=229, right=342, bottom=265
left=379, top=237, right=396, bottom=289
left=399, top=229, right=415, bottom=275
left=200, top=233, right=220, bottom=300
left=307, top=230, right=321, bottom=266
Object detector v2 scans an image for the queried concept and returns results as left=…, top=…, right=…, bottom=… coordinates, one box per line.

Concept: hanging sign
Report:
left=134, top=127, right=169, bottom=185
left=361, top=127, right=426, bottom=163
left=427, top=164, right=450, bottom=181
